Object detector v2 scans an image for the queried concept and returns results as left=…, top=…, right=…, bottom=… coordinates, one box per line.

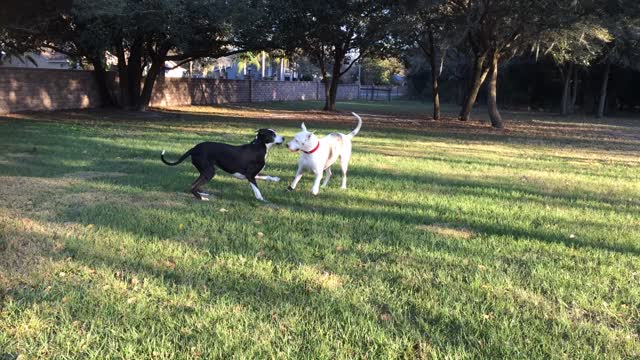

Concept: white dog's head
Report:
left=287, top=122, right=318, bottom=152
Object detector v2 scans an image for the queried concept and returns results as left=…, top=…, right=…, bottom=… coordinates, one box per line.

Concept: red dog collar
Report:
left=303, top=141, right=320, bottom=154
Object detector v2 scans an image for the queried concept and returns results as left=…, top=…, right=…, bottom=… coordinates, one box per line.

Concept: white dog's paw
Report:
left=311, top=189, right=319, bottom=196
left=270, top=176, right=281, bottom=182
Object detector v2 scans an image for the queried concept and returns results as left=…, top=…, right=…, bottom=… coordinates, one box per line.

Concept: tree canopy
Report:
left=1, top=0, right=639, bottom=123
left=268, top=0, right=397, bottom=110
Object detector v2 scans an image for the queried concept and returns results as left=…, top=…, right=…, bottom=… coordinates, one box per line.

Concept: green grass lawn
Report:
left=1, top=102, right=639, bottom=358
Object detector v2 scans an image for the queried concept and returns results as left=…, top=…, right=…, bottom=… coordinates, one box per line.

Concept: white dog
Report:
left=287, top=112, right=362, bottom=195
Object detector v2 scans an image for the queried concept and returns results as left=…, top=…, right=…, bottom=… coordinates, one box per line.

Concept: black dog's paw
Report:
left=286, top=186, right=294, bottom=192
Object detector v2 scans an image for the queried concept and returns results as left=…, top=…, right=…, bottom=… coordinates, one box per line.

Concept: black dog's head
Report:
left=255, top=128, right=284, bottom=146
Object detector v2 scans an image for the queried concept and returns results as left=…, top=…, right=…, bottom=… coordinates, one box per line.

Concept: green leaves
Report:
left=537, top=20, right=612, bottom=66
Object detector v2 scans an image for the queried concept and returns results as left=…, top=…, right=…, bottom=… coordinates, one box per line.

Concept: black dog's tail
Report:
left=161, top=149, right=192, bottom=166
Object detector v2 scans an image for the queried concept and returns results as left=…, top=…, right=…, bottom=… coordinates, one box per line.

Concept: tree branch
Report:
left=339, top=52, right=362, bottom=77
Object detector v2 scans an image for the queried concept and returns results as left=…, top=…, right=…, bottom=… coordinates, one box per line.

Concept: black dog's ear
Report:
left=255, top=129, right=270, bottom=142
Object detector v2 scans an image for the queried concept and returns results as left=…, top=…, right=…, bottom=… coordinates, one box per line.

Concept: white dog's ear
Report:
left=301, top=122, right=307, bottom=132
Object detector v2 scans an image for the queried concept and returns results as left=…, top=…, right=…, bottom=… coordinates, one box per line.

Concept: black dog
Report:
left=161, top=129, right=284, bottom=201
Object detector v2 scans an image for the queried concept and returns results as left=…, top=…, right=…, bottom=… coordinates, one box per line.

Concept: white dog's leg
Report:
left=321, top=168, right=332, bottom=187
left=289, top=166, right=304, bottom=190
left=340, top=150, right=351, bottom=190
left=311, top=168, right=323, bottom=195
left=255, top=175, right=280, bottom=182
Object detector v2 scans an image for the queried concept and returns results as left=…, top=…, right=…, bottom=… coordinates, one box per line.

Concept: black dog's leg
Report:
left=191, top=158, right=210, bottom=196
left=246, top=176, right=265, bottom=202
left=191, top=162, right=215, bottom=200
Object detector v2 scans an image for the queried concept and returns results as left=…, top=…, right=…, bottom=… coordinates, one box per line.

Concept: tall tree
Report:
left=359, top=57, right=404, bottom=85
left=8, top=0, right=266, bottom=110
left=536, top=20, right=611, bottom=115
left=453, top=0, right=581, bottom=127
left=595, top=0, right=640, bottom=117
left=270, top=0, right=395, bottom=111
left=394, top=1, right=461, bottom=120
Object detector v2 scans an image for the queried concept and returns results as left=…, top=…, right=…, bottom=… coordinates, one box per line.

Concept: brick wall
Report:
left=332, top=84, right=360, bottom=101
left=0, top=68, right=363, bottom=114
left=150, top=78, right=251, bottom=107
left=251, top=80, right=319, bottom=102
left=0, top=68, right=103, bottom=113
left=149, top=78, right=360, bottom=106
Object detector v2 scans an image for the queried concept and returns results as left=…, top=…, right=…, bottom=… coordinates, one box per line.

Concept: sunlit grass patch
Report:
left=1, top=102, right=639, bottom=358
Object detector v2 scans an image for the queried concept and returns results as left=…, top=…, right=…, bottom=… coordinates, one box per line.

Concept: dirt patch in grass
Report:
left=297, top=265, right=346, bottom=292
left=152, top=106, right=640, bottom=154
left=0, top=176, right=78, bottom=212
left=0, top=175, right=186, bottom=290
left=0, top=176, right=80, bottom=288
left=416, top=223, right=475, bottom=240
left=6, top=106, right=640, bottom=155
left=0, top=209, right=66, bottom=290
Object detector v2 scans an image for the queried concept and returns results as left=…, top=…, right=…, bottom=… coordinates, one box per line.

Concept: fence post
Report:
left=248, top=78, right=253, bottom=103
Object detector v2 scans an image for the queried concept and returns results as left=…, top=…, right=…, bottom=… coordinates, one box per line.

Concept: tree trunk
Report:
left=597, top=62, right=611, bottom=118
left=328, top=77, right=339, bottom=110
left=428, top=29, right=441, bottom=120
left=560, top=64, right=572, bottom=116
left=138, top=58, right=164, bottom=111
left=115, top=42, right=130, bottom=108
left=323, top=79, right=331, bottom=110
left=571, top=66, right=578, bottom=112
left=126, top=39, right=144, bottom=110
left=487, top=51, right=503, bottom=128
left=324, top=52, right=344, bottom=111
left=318, top=54, right=331, bottom=111
left=88, top=54, right=115, bottom=107
left=459, top=53, right=489, bottom=121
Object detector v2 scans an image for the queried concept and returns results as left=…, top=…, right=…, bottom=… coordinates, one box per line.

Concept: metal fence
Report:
left=358, top=86, right=406, bottom=101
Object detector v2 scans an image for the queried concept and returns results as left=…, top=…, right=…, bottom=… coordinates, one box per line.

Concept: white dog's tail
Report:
left=348, top=112, right=362, bottom=138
